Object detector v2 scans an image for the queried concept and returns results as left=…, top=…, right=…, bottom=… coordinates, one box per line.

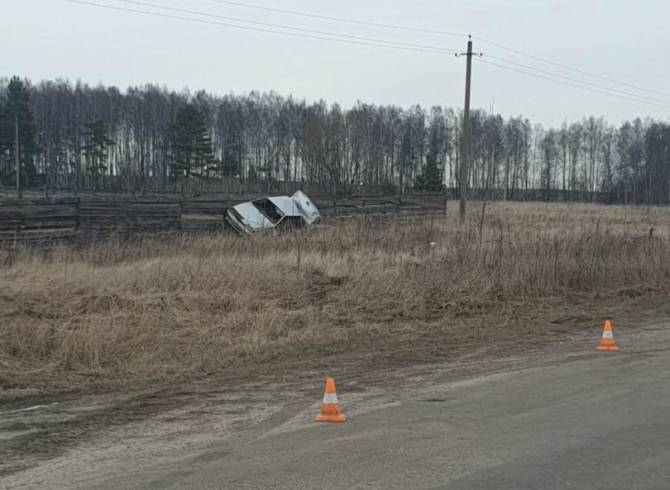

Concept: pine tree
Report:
left=414, top=154, right=443, bottom=192
left=0, top=77, right=38, bottom=187
left=0, top=102, right=6, bottom=160
left=169, top=104, right=217, bottom=191
left=83, top=119, right=115, bottom=192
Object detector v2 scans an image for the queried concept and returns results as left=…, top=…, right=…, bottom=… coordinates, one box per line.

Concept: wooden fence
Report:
left=0, top=198, right=80, bottom=242
left=0, top=193, right=446, bottom=243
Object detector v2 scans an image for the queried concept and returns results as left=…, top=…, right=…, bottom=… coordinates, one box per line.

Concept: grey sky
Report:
left=2, top=0, right=669, bottom=126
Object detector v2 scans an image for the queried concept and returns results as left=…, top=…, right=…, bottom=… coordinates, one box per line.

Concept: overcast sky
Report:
left=2, top=0, right=669, bottom=126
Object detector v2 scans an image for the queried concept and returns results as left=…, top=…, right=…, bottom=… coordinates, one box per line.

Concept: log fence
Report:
left=0, top=193, right=447, bottom=244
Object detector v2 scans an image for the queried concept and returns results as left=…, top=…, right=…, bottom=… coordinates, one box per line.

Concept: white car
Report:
left=226, top=191, right=321, bottom=235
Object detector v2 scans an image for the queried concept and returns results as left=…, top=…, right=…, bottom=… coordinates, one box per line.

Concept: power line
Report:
left=200, top=1, right=670, bottom=100
left=64, top=0, right=459, bottom=55
left=199, top=0, right=466, bottom=38
left=63, top=0, right=670, bottom=110
left=478, top=58, right=670, bottom=109
left=474, top=36, right=670, bottom=99
left=485, top=54, right=670, bottom=105
left=475, top=58, right=670, bottom=109
left=110, top=0, right=459, bottom=54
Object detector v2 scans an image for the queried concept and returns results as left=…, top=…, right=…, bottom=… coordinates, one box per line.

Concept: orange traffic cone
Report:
left=596, top=320, right=619, bottom=352
left=315, top=376, right=346, bottom=423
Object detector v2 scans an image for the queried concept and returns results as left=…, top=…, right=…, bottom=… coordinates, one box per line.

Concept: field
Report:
left=1, top=201, right=670, bottom=397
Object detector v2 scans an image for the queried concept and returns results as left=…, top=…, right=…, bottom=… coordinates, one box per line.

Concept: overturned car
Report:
left=226, top=191, right=321, bottom=235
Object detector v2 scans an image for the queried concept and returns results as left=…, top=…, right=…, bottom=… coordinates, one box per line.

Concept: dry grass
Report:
left=1, top=201, right=670, bottom=394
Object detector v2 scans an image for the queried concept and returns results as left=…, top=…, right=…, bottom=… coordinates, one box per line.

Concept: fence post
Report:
left=75, top=196, right=81, bottom=244
left=179, top=197, right=184, bottom=232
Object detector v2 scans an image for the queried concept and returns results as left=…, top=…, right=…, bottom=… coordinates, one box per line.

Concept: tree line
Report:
left=0, top=76, right=668, bottom=203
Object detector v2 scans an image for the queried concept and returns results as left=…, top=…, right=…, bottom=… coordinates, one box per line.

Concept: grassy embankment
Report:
left=1, top=201, right=669, bottom=395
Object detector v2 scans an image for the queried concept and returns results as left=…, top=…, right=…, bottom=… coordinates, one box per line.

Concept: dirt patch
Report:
left=2, top=294, right=667, bottom=481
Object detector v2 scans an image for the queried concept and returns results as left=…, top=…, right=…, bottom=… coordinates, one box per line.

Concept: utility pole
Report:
left=15, top=115, right=22, bottom=200
left=457, top=36, right=477, bottom=226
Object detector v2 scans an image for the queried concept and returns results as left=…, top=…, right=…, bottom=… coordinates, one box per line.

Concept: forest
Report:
left=0, top=76, right=668, bottom=203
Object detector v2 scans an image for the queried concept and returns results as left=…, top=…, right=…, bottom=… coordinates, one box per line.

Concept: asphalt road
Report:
left=3, top=323, right=669, bottom=489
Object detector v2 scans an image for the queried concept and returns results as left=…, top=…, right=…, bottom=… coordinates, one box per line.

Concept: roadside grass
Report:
left=1, top=201, right=669, bottom=395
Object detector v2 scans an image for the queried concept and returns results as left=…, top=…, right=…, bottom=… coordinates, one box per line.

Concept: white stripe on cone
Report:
left=602, top=330, right=613, bottom=339
left=322, top=392, right=338, bottom=404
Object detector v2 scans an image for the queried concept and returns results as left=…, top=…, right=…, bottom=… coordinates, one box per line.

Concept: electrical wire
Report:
left=474, top=36, right=670, bottom=99
left=485, top=54, right=670, bottom=105
left=64, top=0, right=458, bottom=55
left=198, top=0, right=466, bottom=38
left=110, top=0, right=459, bottom=54
left=475, top=58, right=670, bottom=109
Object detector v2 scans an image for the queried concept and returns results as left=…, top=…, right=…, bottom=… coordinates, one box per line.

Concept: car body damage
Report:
left=226, top=191, right=321, bottom=235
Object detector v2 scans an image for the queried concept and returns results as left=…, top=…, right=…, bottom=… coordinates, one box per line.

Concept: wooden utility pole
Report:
left=15, top=115, right=22, bottom=199
left=458, top=36, right=475, bottom=225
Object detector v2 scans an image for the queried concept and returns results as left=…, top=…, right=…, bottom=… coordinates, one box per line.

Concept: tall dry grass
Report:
left=1, top=201, right=669, bottom=393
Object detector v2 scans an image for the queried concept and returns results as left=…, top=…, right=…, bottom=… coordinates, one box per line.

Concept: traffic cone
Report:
left=315, top=376, right=346, bottom=423
left=596, top=320, right=619, bottom=352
